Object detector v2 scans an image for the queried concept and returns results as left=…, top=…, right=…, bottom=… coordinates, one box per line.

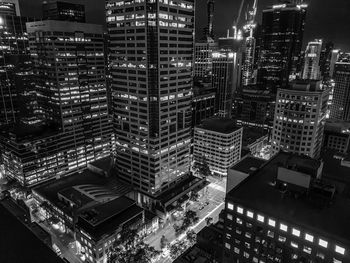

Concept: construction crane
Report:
left=232, top=0, right=245, bottom=39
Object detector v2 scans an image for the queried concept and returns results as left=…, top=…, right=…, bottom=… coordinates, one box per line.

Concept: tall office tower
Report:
left=212, top=36, right=242, bottom=118
left=42, top=0, right=86, bottom=23
left=319, top=41, right=334, bottom=79
left=212, top=51, right=238, bottom=118
left=241, top=0, right=257, bottom=87
left=272, top=80, right=330, bottom=158
left=206, top=0, right=214, bottom=39
left=258, top=2, right=307, bottom=93
left=0, top=0, right=20, bottom=15
left=194, top=40, right=217, bottom=78
left=302, top=39, right=322, bottom=80
left=0, top=20, right=113, bottom=186
left=106, top=0, right=195, bottom=199
left=223, top=152, right=350, bottom=263
left=192, top=78, right=216, bottom=127
left=0, top=6, right=36, bottom=126
left=237, top=87, right=275, bottom=127
left=242, top=36, right=256, bottom=86
left=330, top=61, right=350, bottom=121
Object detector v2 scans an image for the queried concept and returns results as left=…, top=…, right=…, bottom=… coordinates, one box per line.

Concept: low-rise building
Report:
left=32, top=163, right=157, bottom=263
left=194, top=118, right=243, bottom=177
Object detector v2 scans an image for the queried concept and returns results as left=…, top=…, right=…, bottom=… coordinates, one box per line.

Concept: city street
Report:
left=145, top=176, right=226, bottom=262
left=29, top=201, right=84, bottom=263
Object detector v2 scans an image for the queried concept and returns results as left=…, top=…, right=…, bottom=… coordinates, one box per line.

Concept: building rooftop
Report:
left=0, top=123, right=60, bottom=142
left=33, top=169, right=131, bottom=216
left=0, top=202, right=64, bottom=263
left=230, top=156, right=266, bottom=174
left=321, top=150, right=350, bottom=186
left=174, top=245, right=213, bottom=263
left=242, top=127, right=268, bottom=147
left=89, top=157, right=113, bottom=172
left=227, top=152, right=350, bottom=246
left=77, top=197, right=143, bottom=241
left=26, top=20, right=103, bottom=34
left=197, top=118, right=240, bottom=134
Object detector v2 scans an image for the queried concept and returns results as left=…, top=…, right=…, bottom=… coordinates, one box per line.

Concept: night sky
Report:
left=19, top=0, right=350, bottom=50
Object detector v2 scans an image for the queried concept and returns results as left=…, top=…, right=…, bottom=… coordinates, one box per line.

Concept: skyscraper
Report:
left=42, top=0, right=86, bottom=23
left=206, top=0, right=214, bottom=39
left=212, top=50, right=238, bottom=118
left=212, top=36, right=242, bottom=118
left=330, top=61, right=350, bottom=121
left=0, top=0, right=20, bottom=16
left=319, top=41, right=335, bottom=80
left=272, top=80, right=330, bottom=158
left=258, top=2, right=307, bottom=93
left=302, top=39, right=322, bottom=80
left=0, top=4, right=36, bottom=126
left=242, top=36, right=256, bottom=86
left=0, top=20, right=114, bottom=186
left=106, top=0, right=194, bottom=199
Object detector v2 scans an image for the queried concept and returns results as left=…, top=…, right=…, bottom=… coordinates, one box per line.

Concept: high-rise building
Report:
left=302, top=39, right=322, bottom=80
left=242, top=36, right=256, bottom=86
left=258, top=2, right=307, bottom=93
left=212, top=37, right=242, bottom=118
left=222, top=152, right=350, bottom=263
left=106, top=0, right=194, bottom=199
left=194, top=118, right=242, bottom=177
left=212, top=51, right=238, bottom=118
left=0, top=20, right=114, bottom=186
left=330, top=61, right=350, bottom=121
left=0, top=0, right=20, bottom=16
left=192, top=78, right=216, bottom=127
left=0, top=6, right=36, bottom=126
left=319, top=41, right=334, bottom=80
left=42, top=0, right=86, bottom=23
left=236, top=87, right=275, bottom=128
left=206, top=0, right=214, bottom=39
left=323, top=119, right=350, bottom=154
left=272, top=80, right=330, bottom=158
left=194, top=40, right=217, bottom=78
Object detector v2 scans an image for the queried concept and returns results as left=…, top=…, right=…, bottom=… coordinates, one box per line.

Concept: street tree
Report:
left=108, top=229, right=160, bottom=263
left=186, top=230, right=196, bottom=244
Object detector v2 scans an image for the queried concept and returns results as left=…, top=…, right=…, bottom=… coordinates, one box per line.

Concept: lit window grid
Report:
left=193, top=127, right=242, bottom=176
left=224, top=201, right=348, bottom=260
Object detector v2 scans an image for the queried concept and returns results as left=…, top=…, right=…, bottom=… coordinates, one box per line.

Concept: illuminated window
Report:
left=247, top=211, right=254, bottom=218
left=291, top=241, right=298, bottom=248
left=225, top=243, right=231, bottom=249
left=268, top=219, right=276, bottom=227
left=278, top=236, right=286, bottom=242
left=227, top=214, right=233, bottom=220
left=280, top=223, right=288, bottom=232
left=335, top=245, right=345, bottom=255
left=305, top=233, right=314, bottom=242
left=227, top=203, right=234, bottom=210
left=237, top=206, right=244, bottom=214
left=234, top=247, right=240, bottom=254
left=267, top=230, right=274, bottom=238
left=257, top=214, right=264, bottom=223
left=292, top=228, right=300, bottom=237
left=303, top=246, right=312, bottom=254
left=236, top=218, right=243, bottom=224
left=316, top=252, right=325, bottom=259
left=319, top=239, right=328, bottom=248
